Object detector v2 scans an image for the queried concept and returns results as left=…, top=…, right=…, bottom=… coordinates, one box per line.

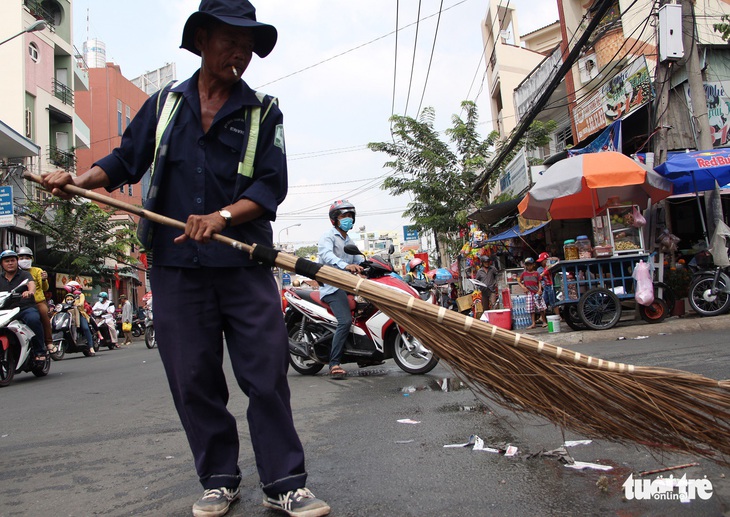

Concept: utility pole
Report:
left=681, top=0, right=718, bottom=239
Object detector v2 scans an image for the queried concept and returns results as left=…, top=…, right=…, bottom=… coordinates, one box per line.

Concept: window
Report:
left=128, top=184, right=133, bottom=196
left=28, top=42, right=38, bottom=62
left=125, top=106, right=131, bottom=129
left=117, top=100, right=123, bottom=135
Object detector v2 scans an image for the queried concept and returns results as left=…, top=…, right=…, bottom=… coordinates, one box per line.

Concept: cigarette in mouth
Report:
left=231, top=66, right=238, bottom=76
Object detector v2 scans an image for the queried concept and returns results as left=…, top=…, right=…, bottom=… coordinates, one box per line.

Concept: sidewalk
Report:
left=515, top=309, right=730, bottom=346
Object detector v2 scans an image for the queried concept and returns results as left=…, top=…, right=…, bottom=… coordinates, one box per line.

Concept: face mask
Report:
left=339, top=217, right=354, bottom=232
left=18, top=259, right=32, bottom=269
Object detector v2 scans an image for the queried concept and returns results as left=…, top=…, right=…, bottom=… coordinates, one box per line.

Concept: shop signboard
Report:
left=683, top=80, right=730, bottom=147
left=0, top=186, right=13, bottom=227
left=514, top=47, right=563, bottom=123
left=403, top=225, right=419, bottom=241
left=55, top=274, right=93, bottom=290
left=498, top=149, right=528, bottom=198
left=574, top=56, right=652, bottom=142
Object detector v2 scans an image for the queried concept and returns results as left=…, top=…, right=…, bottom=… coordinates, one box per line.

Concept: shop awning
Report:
left=468, top=197, right=522, bottom=226
left=486, top=220, right=550, bottom=242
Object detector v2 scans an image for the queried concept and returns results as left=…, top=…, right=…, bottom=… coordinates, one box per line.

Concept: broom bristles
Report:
left=24, top=174, right=729, bottom=466
left=303, top=257, right=730, bottom=466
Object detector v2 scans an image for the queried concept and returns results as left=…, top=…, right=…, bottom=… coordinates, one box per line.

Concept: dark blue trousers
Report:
left=151, top=266, right=306, bottom=495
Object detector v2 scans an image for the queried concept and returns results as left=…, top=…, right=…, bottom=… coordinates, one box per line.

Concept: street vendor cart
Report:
left=549, top=205, right=673, bottom=330
left=518, top=152, right=676, bottom=330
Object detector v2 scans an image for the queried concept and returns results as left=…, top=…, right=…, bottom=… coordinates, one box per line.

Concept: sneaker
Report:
left=192, top=487, right=241, bottom=517
left=263, top=488, right=330, bottom=517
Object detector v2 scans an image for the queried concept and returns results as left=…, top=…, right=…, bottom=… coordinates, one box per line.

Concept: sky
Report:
left=71, top=0, right=560, bottom=246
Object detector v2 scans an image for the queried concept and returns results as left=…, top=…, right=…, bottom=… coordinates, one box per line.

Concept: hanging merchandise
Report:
left=633, top=260, right=654, bottom=306
left=631, top=205, right=646, bottom=228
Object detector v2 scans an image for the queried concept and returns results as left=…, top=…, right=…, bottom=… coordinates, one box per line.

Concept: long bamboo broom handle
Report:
left=23, top=172, right=730, bottom=385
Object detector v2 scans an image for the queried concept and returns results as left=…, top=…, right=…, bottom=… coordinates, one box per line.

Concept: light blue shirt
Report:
left=318, top=226, right=364, bottom=298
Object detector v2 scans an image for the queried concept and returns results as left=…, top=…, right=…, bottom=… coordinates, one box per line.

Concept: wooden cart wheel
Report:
left=578, top=287, right=622, bottom=330
left=638, top=298, right=669, bottom=324
left=560, top=304, right=587, bottom=331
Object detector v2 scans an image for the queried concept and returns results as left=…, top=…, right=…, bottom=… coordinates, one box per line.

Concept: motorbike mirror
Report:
left=11, top=279, right=29, bottom=293
left=344, top=244, right=362, bottom=256
left=388, top=244, right=395, bottom=255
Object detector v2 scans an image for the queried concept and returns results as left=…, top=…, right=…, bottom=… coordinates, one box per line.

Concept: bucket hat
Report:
left=181, top=0, right=278, bottom=58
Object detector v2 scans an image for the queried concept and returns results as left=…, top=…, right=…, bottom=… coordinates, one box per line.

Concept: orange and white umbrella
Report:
left=518, top=152, right=673, bottom=220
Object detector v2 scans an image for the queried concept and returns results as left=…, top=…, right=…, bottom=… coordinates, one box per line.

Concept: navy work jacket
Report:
left=97, top=71, right=287, bottom=268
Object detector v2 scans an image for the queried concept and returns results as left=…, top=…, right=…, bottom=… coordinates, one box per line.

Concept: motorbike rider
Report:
left=17, top=247, right=54, bottom=354
left=0, top=250, right=46, bottom=362
left=404, top=258, right=427, bottom=283
left=317, top=200, right=363, bottom=378
left=92, top=292, right=119, bottom=349
left=65, top=281, right=96, bottom=356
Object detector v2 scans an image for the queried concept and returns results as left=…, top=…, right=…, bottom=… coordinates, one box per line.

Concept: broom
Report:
left=25, top=173, right=730, bottom=466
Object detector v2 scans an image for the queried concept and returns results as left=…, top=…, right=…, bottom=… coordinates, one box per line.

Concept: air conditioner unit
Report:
left=578, top=55, right=599, bottom=83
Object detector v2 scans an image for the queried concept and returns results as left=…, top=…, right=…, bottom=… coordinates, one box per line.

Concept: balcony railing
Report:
left=53, top=79, right=74, bottom=106
left=47, top=146, right=75, bottom=173
left=24, top=0, right=55, bottom=28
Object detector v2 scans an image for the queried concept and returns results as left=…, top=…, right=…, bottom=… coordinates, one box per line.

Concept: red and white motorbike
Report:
left=284, top=245, right=439, bottom=375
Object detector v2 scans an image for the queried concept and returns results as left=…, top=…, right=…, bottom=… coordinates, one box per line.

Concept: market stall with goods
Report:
left=517, top=151, right=674, bottom=330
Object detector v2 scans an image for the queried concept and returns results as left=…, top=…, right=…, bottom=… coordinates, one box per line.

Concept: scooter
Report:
left=0, top=280, right=51, bottom=387
left=92, top=308, right=118, bottom=350
left=144, top=306, right=156, bottom=349
left=50, top=293, right=99, bottom=360
left=284, top=245, right=439, bottom=375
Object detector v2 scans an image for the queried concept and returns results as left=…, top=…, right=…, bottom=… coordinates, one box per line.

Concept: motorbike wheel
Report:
left=287, top=326, right=325, bottom=376
left=0, top=346, right=16, bottom=387
left=391, top=330, right=439, bottom=375
left=31, top=354, right=51, bottom=377
left=132, top=325, right=142, bottom=338
left=560, top=304, right=587, bottom=331
left=638, top=298, right=668, bottom=324
left=689, top=275, right=730, bottom=317
left=145, top=326, right=156, bottom=349
left=50, top=339, right=65, bottom=361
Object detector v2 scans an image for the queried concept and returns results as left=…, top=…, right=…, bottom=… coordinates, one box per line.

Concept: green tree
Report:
left=714, top=15, right=730, bottom=41
left=368, top=101, right=496, bottom=265
left=295, top=245, right=318, bottom=259
left=22, top=197, right=140, bottom=277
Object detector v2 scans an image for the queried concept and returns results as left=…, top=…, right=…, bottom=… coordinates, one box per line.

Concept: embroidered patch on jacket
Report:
left=274, top=124, right=286, bottom=154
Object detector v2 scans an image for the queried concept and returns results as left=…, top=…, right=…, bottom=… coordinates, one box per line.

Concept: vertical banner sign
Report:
left=0, top=186, right=14, bottom=227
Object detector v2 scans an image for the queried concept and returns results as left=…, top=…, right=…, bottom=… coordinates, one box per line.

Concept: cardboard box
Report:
left=456, top=294, right=473, bottom=312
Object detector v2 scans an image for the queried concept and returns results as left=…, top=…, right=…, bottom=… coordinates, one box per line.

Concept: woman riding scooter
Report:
left=92, top=292, right=119, bottom=349
left=64, top=281, right=96, bottom=356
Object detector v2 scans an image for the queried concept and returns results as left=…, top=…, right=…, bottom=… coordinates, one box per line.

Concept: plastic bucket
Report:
left=484, top=309, right=512, bottom=330
left=547, top=315, right=561, bottom=333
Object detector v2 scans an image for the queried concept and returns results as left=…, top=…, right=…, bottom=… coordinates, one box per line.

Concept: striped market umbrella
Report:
left=518, top=152, right=673, bottom=220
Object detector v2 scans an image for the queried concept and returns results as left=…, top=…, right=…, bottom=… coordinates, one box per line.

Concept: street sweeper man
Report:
left=40, top=2, right=330, bottom=517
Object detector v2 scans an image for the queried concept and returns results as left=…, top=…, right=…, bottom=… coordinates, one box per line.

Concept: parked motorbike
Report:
left=688, top=262, right=730, bottom=317
left=0, top=280, right=51, bottom=387
left=285, top=245, right=439, bottom=375
left=116, top=316, right=143, bottom=338
left=144, top=307, right=156, bottom=349
left=50, top=293, right=99, bottom=360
